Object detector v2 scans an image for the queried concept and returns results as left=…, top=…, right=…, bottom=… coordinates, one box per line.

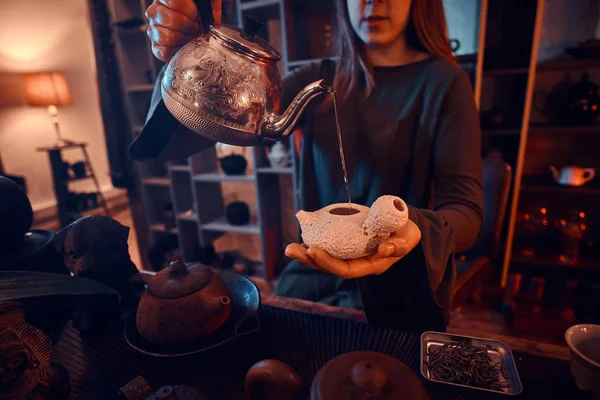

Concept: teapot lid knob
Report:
left=168, top=259, right=187, bottom=278
left=242, top=15, right=264, bottom=41
left=350, top=360, right=388, bottom=397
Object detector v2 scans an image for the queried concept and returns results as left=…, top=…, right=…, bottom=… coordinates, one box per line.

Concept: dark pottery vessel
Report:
left=226, top=201, right=250, bottom=226
left=125, top=268, right=260, bottom=357
left=0, top=176, right=33, bottom=251
left=136, top=260, right=232, bottom=346
left=564, top=73, right=600, bottom=126
left=71, top=161, right=87, bottom=178
left=220, top=154, right=247, bottom=175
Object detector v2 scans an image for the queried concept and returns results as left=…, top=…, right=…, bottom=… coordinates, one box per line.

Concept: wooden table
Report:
left=261, top=293, right=571, bottom=361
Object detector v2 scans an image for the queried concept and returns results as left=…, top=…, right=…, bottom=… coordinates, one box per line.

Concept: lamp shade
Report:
left=23, top=72, right=72, bottom=107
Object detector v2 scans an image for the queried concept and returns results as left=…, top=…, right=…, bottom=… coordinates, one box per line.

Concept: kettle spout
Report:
left=295, top=210, right=318, bottom=228
left=262, top=79, right=333, bottom=140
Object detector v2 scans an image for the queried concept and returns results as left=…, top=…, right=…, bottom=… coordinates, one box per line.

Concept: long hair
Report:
left=330, top=0, right=457, bottom=105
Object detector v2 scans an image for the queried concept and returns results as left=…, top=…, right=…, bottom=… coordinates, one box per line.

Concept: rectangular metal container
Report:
left=421, top=331, right=523, bottom=396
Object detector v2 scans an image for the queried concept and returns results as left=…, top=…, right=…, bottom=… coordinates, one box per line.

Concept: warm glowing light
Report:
left=23, top=72, right=72, bottom=107
left=541, top=208, right=547, bottom=214
left=579, top=212, right=585, bottom=218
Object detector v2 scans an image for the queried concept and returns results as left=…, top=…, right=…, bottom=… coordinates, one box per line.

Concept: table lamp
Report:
left=23, top=72, right=73, bottom=146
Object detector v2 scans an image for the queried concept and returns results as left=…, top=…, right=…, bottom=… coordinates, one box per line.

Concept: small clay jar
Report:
left=245, top=351, right=430, bottom=400
left=296, top=195, right=408, bottom=260
left=220, top=154, right=247, bottom=175
left=136, top=260, right=232, bottom=346
left=226, top=201, right=250, bottom=226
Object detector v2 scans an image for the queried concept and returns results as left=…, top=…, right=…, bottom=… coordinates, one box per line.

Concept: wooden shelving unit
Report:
left=472, top=0, right=600, bottom=284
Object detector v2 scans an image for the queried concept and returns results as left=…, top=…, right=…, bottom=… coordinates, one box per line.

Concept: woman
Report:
left=131, top=0, right=483, bottom=333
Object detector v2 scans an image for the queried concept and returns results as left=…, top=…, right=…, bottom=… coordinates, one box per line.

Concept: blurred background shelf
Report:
left=194, top=172, right=256, bottom=183
left=200, top=217, right=261, bottom=235
left=511, top=253, right=600, bottom=271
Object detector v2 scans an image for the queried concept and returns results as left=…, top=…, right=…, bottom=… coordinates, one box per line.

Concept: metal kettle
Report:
left=161, top=7, right=332, bottom=146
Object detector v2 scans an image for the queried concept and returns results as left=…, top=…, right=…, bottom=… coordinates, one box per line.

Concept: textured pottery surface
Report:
left=296, top=195, right=409, bottom=259
left=0, top=302, right=70, bottom=400
left=136, top=261, right=232, bottom=346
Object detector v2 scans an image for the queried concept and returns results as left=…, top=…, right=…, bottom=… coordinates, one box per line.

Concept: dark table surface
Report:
left=47, top=304, right=593, bottom=400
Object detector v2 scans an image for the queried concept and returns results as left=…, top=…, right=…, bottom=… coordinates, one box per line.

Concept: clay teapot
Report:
left=296, top=195, right=409, bottom=260
left=136, top=260, right=232, bottom=346
left=563, top=73, right=600, bottom=125
left=161, top=9, right=332, bottom=146
left=245, top=351, right=430, bottom=400
left=550, top=166, right=596, bottom=187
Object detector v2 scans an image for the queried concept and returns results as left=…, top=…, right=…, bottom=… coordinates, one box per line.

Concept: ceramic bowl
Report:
left=565, top=324, right=600, bottom=393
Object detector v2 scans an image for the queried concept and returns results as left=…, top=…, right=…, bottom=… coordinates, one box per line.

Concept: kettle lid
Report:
left=210, top=17, right=281, bottom=63
left=146, top=260, right=214, bottom=299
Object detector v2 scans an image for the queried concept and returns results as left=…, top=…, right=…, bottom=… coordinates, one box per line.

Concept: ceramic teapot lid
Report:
left=311, top=351, right=430, bottom=400
left=210, top=17, right=281, bottom=63
left=146, top=260, right=213, bottom=299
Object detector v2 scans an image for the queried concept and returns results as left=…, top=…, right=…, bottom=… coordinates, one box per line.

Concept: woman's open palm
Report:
left=285, top=219, right=422, bottom=279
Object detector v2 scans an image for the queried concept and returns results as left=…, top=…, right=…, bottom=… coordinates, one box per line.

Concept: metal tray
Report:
left=420, top=331, right=523, bottom=396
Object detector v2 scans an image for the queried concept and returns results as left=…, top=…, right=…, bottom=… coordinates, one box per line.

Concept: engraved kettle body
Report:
left=161, top=17, right=332, bottom=146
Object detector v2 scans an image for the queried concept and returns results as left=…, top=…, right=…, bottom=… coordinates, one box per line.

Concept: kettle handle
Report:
left=245, top=359, right=303, bottom=400
left=583, top=168, right=596, bottom=182
left=194, top=0, right=214, bottom=33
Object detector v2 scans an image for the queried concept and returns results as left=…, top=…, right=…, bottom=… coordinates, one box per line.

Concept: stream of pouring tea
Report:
left=331, top=92, right=352, bottom=211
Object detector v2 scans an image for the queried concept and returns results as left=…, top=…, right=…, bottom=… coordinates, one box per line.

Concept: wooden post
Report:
left=473, top=0, right=489, bottom=111
left=500, top=0, right=547, bottom=288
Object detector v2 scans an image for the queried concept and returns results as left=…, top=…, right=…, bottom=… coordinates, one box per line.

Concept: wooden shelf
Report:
left=177, top=211, right=197, bottom=222
left=483, top=124, right=600, bottom=136
left=150, top=224, right=177, bottom=234
left=143, top=177, right=170, bottom=186
left=240, top=0, right=279, bottom=10
left=169, top=165, right=191, bottom=172
left=114, top=24, right=148, bottom=35
left=67, top=175, right=94, bottom=183
left=200, top=217, right=260, bottom=235
left=126, top=84, right=154, bottom=93
left=483, top=67, right=529, bottom=76
left=482, top=128, right=521, bottom=136
left=37, top=142, right=87, bottom=152
left=537, top=57, right=600, bottom=72
left=456, top=53, right=478, bottom=63
left=256, top=166, right=293, bottom=174
left=194, top=172, right=255, bottom=183
left=511, top=253, right=600, bottom=271
left=520, top=184, right=600, bottom=195
left=287, top=58, right=328, bottom=69
left=528, top=124, right=600, bottom=135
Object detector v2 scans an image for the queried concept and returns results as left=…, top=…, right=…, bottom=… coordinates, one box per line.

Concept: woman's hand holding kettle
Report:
left=145, top=0, right=222, bottom=62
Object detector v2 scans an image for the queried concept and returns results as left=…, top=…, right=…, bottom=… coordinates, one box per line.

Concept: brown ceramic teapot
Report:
left=245, top=351, right=431, bottom=400
left=136, top=260, right=232, bottom=346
